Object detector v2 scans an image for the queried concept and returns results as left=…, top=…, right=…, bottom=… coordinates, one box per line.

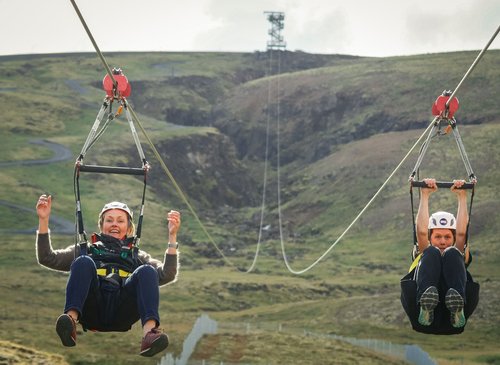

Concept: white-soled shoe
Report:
left=445, top=288, right=466, bottom=328
left=418, top=286, right=439, bottom=326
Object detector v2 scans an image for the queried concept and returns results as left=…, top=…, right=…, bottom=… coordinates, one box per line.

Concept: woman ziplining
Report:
left=36, top=195, right=181, bottom=356
left=400, top=87, right=482, bottom=334
left=34, top=65, right=181, bottom=357
left=32, top=2, right=184, bottom=356
left=400, top=179, right=479, bottom=334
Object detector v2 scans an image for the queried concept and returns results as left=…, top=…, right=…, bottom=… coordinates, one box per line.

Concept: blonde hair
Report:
left=98, top=211, right=136, bottom=237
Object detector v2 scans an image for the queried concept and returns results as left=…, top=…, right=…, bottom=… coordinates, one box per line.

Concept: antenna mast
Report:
left=264, top=11, right=286, bottom=50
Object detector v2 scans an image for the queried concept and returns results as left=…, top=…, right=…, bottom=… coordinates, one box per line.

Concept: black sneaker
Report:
left=418, top=286, right=439, bottom=326
left=56, top=314, right=77, bottom=347
left=445, top=288, right=466, bottom=328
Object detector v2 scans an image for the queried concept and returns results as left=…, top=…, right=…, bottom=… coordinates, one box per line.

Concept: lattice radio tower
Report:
left=264, top=11, right=286, bottom=50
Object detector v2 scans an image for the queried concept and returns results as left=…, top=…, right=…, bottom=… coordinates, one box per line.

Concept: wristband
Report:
left=168, top=242, right=178, bottom=249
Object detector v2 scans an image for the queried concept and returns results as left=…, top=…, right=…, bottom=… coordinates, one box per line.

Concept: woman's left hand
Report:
left=451, top=179, right=467, bottom=196
left=167, top=210, right=181, bottom=237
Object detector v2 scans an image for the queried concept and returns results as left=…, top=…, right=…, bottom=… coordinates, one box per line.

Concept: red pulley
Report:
left=102, top=68, right=131, bottom=98
left=431, top=92, right=459, bottom=118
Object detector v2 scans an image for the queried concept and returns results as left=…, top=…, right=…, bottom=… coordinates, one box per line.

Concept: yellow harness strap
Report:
left=408, top=254, right=421, bottom=273
left=96, top=268, right=131, bottom=278
left=408, top=245, right=470, bottom=273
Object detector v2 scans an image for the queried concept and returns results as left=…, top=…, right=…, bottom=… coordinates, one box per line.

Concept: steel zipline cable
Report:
left=123, top=103, right=231, bottom=264
left=69, top=0, right=499, bottom=274
left=69, top=0, right=116, bottom=88
left=69, top=0, right=265, bottom=271
left=278, top=120, right=436, bottom=274
left=245, top=48, right=276, bottom=273
left=446, top=24, right=500, bottom=106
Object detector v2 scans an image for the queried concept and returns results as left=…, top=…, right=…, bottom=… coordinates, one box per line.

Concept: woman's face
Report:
left=101, top=209, right=129, bottom=240
left=430, top=228, right=454, bottom=252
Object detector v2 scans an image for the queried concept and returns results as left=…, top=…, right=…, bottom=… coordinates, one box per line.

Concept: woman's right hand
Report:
left=422, top=178, right=438, bottom=195
left=36, top=194, right=52, bottom=220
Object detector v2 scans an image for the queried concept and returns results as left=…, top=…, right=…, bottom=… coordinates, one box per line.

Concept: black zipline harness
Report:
left=73, top=68, right=150, bottom=261
left=408, top=91, right=476, bottom=260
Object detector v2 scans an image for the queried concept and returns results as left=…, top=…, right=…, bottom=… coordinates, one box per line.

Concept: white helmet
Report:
left=99, top=201, right=133, bottom=218
left=428, top=211, right=456, bottom=230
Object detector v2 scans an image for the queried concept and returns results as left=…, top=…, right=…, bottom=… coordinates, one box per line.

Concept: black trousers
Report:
left=400, top=246, right=480, bottom=335
left=415, top=246, right=466, bottom=303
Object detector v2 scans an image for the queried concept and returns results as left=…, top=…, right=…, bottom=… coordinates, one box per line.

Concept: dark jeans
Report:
left=400, top=245, right=479, bottom=334
left=415, top=245, right=467, bottom=304
left=64, top=255, right=160, bottom=331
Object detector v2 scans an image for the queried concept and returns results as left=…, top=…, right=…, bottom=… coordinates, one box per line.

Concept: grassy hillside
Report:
left=0, top=50, right=499, bottom=364
left=0, top=340, right=69, bottom=364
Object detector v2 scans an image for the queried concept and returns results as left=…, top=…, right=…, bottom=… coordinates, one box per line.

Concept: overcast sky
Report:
left=0, top=0, right=498, bottom=57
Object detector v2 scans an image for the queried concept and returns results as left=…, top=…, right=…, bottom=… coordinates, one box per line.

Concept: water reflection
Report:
left=158, top=314, right=435, bottom=365
left=158, top=314, right=217, bottom=365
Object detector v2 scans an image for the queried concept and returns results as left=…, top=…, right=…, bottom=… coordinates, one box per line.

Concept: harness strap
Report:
left=408, top=253, right=421, bottom=273
left=464, top=185, right=475, bottom=251
left=450, top=118, right=476, bottom=181
left=74, top=163, right=88, bottom=255
left=410, top=184, right=418, bottom=247
left=409, top=121, right=439, bottom=181
left=96, top=267, right=131, bottom=278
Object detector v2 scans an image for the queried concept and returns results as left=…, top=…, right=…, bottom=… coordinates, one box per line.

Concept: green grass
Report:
left=1, top=229, right=499, bottom=364
left=0, top=50, right=499, bottom=364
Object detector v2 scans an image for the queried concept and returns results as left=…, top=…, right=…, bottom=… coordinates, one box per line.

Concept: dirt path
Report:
left=0, top=139, right=75, bottom=234
left=0, top=139, right=73, bottom=167
left=0, top=199, right=74, bottom=234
